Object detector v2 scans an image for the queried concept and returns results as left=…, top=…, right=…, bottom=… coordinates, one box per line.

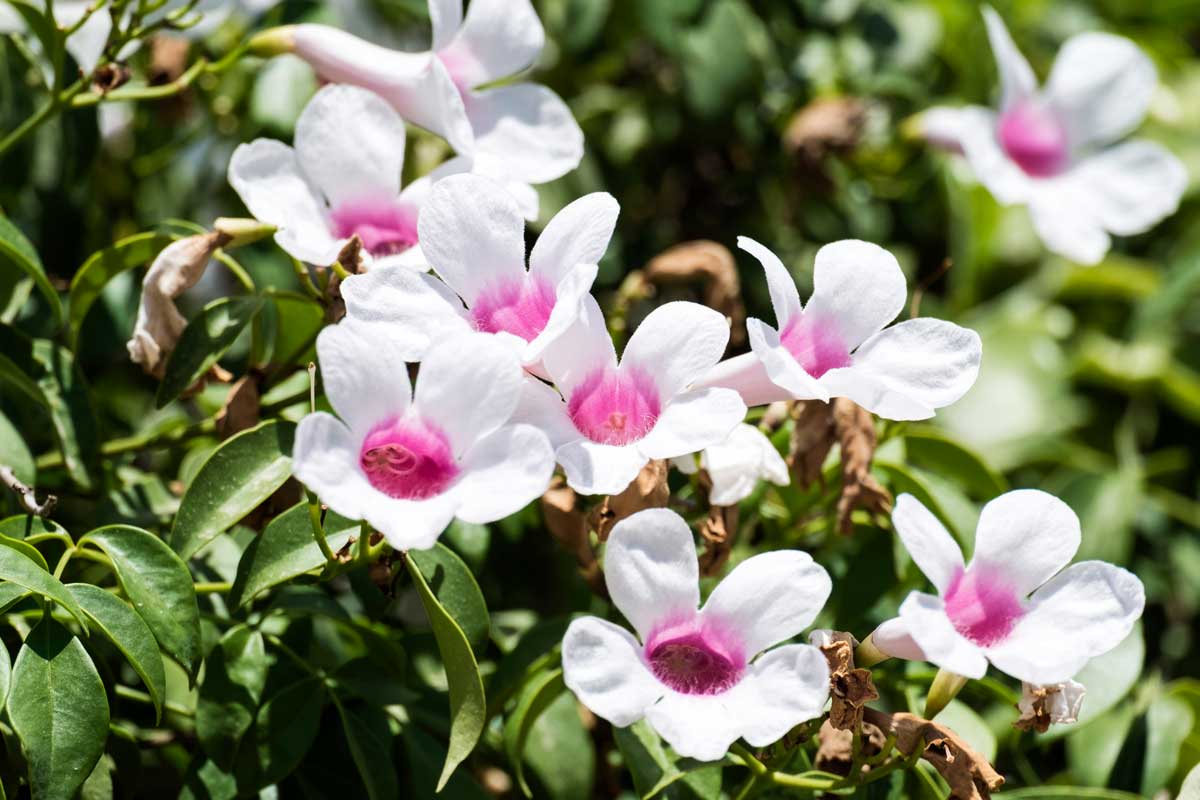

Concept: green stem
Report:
left=194, top=581, right=232, bottom=594
left=307, top=492, right=336, bottom=563
left=924, top=669, right=968, bottom=719
left=52, top=546, right=75, bottom=579
left=71, top=57, right=208, bottom=107
left=114, top=684, right=195, bottom=718
left=0, top=77, right=85, bottom=157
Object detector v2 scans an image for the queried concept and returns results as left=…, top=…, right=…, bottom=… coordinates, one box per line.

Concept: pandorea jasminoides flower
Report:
left=697, top=238, right=981, bottom=420
left=516, top=298, right=746, bottom=496
left=293, top=324, right=554, bottom=550
left=920, top=7, right=1186, bottom=265
left=562, top=508, right=832, bottom=761
left=251, top=0, right=582, bottom=190
left=229, top=84, right=452, bottom=271
left=672, top=423, right=789, bottom=506
left=869, top=491, right=1144, bottom=684
left=341, top=173, right=616, bottom=367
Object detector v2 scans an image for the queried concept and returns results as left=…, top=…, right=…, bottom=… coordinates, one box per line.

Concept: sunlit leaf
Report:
left=502, top=667, right=566, bottom=798
left=156, top=295, right=264, bottom=408
left=0, top=213, right=62, bottom=327
left=0, top=543, right=87, bottom=629
left=409, top=543, right=491, bottom=656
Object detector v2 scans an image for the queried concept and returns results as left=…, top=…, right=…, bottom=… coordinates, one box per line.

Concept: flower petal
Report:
left=293, top=412, right=377, bottom=520
left=413, top=332, right=524, bottom=456
left=971, top=489, right=1081, bottom=597
left=1063, top=141, right=1188, bottom=237
left=369, top=493, right=460, bottom=551
left=919, top=106, right=971, bottom=153
left=542, top=294, right=618, bottom=398
left=523, top=263, right=599, bottom=364
left=898, top=592, right=989, bottom=678
left=746, top=318, right=829, bottom=402
left=737, top=236, right=801, bottom=328
left=644, top=693, right=740, bottom=762
left=981, top=5, right=1036, bottom=111
left=702, top=423, right=789, bottom=507
left=557, top=438, right=648, bottom=496
left=604, top=508, right=700, bottom=640
left=315, top=320, right=411, bottom=435
left=694, top=351, right=795, bottom=407
left=725, top=644, right=830, bottom=748
left=956, top=106, right=1034, bottom=205
left=428, top=0, right=462, bottom=51
left=465, top=83, right=584, bottom=184
left=528, top=192, right=619, bottom=286
left=985, top=562, right=1145, bottom=684
left=509, top=377, right=577, bottom=450
left=701, top=550, right=831, bottom=655
left=636, top=388, right=746, bottom=461
left=804, top=240, right=907, bottom=351
left=340, top=266, right=471, bottom=361
left=1045, top=32, right=1156, bottom=148
left=417, top=173, right=527, bottom=305
left=450, top=424, right=554, bottom=523
left=891, top=493, right=964, bottom=595
left=562, top=617, right=662, bottom=727
left=1027, top=182, right=1112, bottom=265
left=294, top=84, right=406, bottom=206
left=439, top=0, right=544, bottom=87
left=621, top=301, right=730, bottom=399
left=869, top=617, right=928, bottom=661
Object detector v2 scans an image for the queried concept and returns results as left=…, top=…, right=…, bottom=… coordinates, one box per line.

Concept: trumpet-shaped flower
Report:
left=920, top=7, right=1186, bottom=264
left=672, top=423, right=789, bottom=506
left=252, top=0, right=582, bottom=192
left=514, top=298, right=746, bottom=495
left=340, top=173, right=616, bottom=367
left=869, top=491, right=1144, bottom=684
left=562, top=508, right=832, bottom=761
left=697, top=238, right=981, bottom=420
left=229, top=84, right=464, bottom=271
left=293, top=324, right=554, bottom=550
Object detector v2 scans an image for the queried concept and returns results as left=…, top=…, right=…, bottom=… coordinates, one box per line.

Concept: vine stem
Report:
left=194, top=581, right=231, bottom=594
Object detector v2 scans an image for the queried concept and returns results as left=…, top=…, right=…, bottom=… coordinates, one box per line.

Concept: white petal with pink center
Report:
left=672, top=423, right=789, bottom=506
left=562, top=508, right=831, bottom=761
left=341, top=173, right=616, bottom=370
left=919, top=6, right=1186, bottom=264
left=532, top=298, right=746, bottom=495
left=292, top=324, right=554, bottom=550
left=868, top=491, right=1145, bottom=684
left=698, top=238, right=981, bottom=420
left=228, top=84, right=458, bottom=272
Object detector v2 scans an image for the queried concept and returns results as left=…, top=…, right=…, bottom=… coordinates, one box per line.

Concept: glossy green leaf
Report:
left=613, top=720, right=722, bottom=800
left=0, top=583, right=29, bottom=613
left=1050, top=624, right=1144, bottom=738
left=402, top=726, right=491, bottom=799
left=0, top=410, right=34, bottom=485
left=266, top=289, right=324, bottom=366
left=0, top=213, right=62, bottom=327
left=334, top=698, right=400, bottom=800
left=0, top=534, right=48, bottom=571
left=521, top=692, right=595, bottom=800
left=80, top=756, right=115, bottom=800
left=68, top=233, right=173, bottom=348
left=7, top=618, right=109, bottom=800
left=248, top=678, right=326, bottom=787
left=0, top=544, right=88, bottom=630
left=156, top=295, right=264, bottom=408
left=67, top=584, right=166, bottom=723
left=407, top=554, right=486, bottom=791
left=0, top=636, right=10, bottom=707
left=1141, top=693, right=1194, bottom=796
left=169, top=420, right=295, bottom=560
left=81, top=525, right=201, bottom=675
left=502, top=667, right=566, bottom=798
left=229, top=501, right=357, bottom=608
left=409, top=543, right=490, bottom=656
left=197, top=625, right=267, bottom=768
left=1067, top=705, right=1137, bottom=787
left=0, top=351, right=47, bottom=409
left=902, top=427, right=1008, bottom=498
left=487, top=616, right=571, bottom=713
left=937, top=700, right=996, bottom=763
left=0, top=514, right=69, bottom=543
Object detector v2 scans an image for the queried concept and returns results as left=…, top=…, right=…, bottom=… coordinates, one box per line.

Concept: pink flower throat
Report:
left=780, top=314, right=852, bottom=378
left=331, top=196, right=419, bottom=257
left=645, top=620, right=745, bottom=695
left=470, top=276, right=557, bottom=342
left=943, top=566, right=1025, bottom=647
left=567, top=368, right=661, bottom=446
left=997, top=100, right=1070, bottom=178
left=358, top=417, right=458, bottom=500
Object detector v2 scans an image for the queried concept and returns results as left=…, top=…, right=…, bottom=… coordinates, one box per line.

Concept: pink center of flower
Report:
left=567, top=368, right=661, bottom=446
left=780, top=314, right=852, bottom=378
left=943, top=566, right=1025, bottom=647
left=358, top=417, right=458, bottom=500
left=470, top=276, right=557, bottom=342
left=645, top=621, right=745, bottom=696
left=436, top=48, right=479, bottom=94
left=330, top=196, right=419, bottom=258
left=997, top=100, right=1070, bottom=178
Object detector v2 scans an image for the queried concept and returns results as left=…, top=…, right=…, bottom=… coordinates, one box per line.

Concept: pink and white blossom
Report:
left=514, top=298, right=747, bottom=496
left=340, top=173, right=616, bottom=367
left=672, top=423, right=789, bottom=506
left=293, top=324, right=555, bottom=551
left=697, top=238, right=981, bottom=420
left=920, top=7, right=1187, bottom=264
left=869, top=491, right=1144, bottom=684
left=562, top=508, right=832, bottom=761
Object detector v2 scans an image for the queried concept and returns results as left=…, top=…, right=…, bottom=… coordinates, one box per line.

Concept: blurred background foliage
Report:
left=3, top=0, right=1200, bottom=797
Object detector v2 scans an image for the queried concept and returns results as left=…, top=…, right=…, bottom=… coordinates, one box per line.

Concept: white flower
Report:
left=697, top=238, right=981, bottom=420
left=920, top=7, right=1187, bottom=265
left=293, top=324, right=555, bottom=551
left=513, top=298, right=746, bottom=496
left=255, top=0, right=582, bottom=193
left=1017, top=679, right=1086, bottom=728
left=228, top=84, right=461, bottom=271
left=869, top=491, right=1145, bottom=684
left=0, top=1, right=112, bottom=80
left=562, top=508, right=832, bottom=761
left=339, top=173, right=616, bottom=369
left=672, top=423, right=789, bottom=506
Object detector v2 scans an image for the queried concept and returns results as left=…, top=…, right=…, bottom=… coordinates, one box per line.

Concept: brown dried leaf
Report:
left=815, top=631, right=880, bottom=730
left=324, top=235, right=364, bottom=323
left=215, top=375, right=261, bottom=439
left=788, top=400, right=836, bottom=487
left=644, top=241, right=745, bottom=346
left=832, top=398, right=892, bottom=534
left=149, top=35, right=191, bottom=84
left=590, top=460, right=669, bottom=541
left=784, top=97, right=868, bottom=164
left=814, top=719, right=886, bottom=775
left=541, top=478, right=606, bottom=597
left=697, top=499, right=737, bottom=577
left=863, top=708, right=1004, bottom=800
left=91, top=62, right=131, bottom=94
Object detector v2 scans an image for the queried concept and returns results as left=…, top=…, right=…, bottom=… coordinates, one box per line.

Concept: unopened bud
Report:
left=213, top=217, right=276, bottom=248
left=247, top=26, right=297, bottom=57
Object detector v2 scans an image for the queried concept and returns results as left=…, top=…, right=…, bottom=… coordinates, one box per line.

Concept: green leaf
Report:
left=0, top=410, right=34, bottom=485
left=613, top=721, right=722, bottom=800
left=0, top=583, right=30, bottom=613
left=0, top=514, right=70, bottom=543
left=0, top=534, right=48, bottom=571
left=68, top=233, right=174, bottom=348
left=1142, top=693, right=1194, bottom=796
left=0, top=544, right=88, bottom=630
left=229, top=501, right=358, bottom=608
left=995, top=791, right=1145, bottom=800
left=1050, top=624, right=1144, bottom=738
left=7, top=618, right=109, bottom=800
left=0, top=351, right=47, bottom=409
left=409, top=544, right=491, bottom=656
left=196, top=625, right=267, bottom=768
left=81, top=525, right=202, bottom=675
left=936, top=700, right=996, bottom=763
left=169, top=420, right=295, bottom=560
left=247, top=678, right=326, bottom=787
left=156, top=295, right=264, bottom=408
left=266, top=289, right=324, bottom=366
left=407, top=554, right=487, bottom=791
left=487, top=616, right=571, bottom=713
left=902, top=427, right=1007, bottom=498
left=1067, top=705, right=1138, bottom=787
left=0, top=636, right=10, bottom=707
left=0, top=214, right=62, bottom=327
left=402, top=726, right=491, bottom=800
left=334, top=698, right=400, bottom=800
left=67, top=584, right=166, bottom=723
left=502, top=667, right=566, bottom=797
left=521, top=692, right=596, bottom=800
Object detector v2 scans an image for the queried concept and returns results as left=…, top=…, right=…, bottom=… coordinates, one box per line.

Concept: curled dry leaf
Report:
left=815, top=718, right=887, bottom=775
left=324, top=234, right=364, bottom=323
left=815, top=630, right=879, bottom=730
left=540, top=477, right=606, bottom=597
left=590, top=459, right=669, bottom=541
left=91, top=62, right=131, bottom=94
left=863, top=708, right=1005, bottom=800
left=784, top=96, right=868, bottom=165
left=215, top=374, right=261, bottom=439
left=832, top=398, right=892, bottom=534
left=697, top=496, right=737, bottom=576
left=643, top=240, right=745, bottom=346
left=787, top=400, right=836, bottom=487
left=127, top=231, right=230, bottom=378
left=149, top=35, right=191, bottom=85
